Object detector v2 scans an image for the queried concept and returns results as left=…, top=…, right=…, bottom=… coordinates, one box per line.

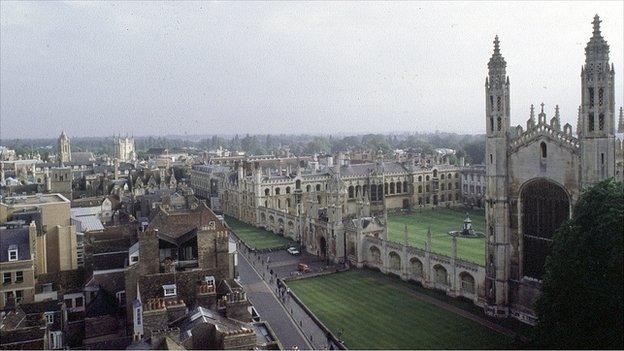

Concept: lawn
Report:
left=288, top=270, right=516, bottom=350
left=387, top=208, right=486, bottom=265
left=225, top=215, right=293, bottom=249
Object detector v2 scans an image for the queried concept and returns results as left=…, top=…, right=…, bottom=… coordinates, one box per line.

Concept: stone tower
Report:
left=57, top=131, right=71, bottom=164
left=580, top=15, right=616, bottom=186
left=484, top=36, right=511, bottom=317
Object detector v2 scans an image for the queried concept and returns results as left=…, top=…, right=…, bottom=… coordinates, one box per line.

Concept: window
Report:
left=44, top=312, right=54, bottom=325
left=275, top=187, right=281, bottom=195
left=315, top=184, right=321, bottom=192
left=136, top=308, right=142, bottom=325
left=540, top=142, right=547, bottom=158
left=3, top=272, right=11, bottom=285
left=264, top=188, right=270, bottom=196
left=75, top=296, right=83, bottom=308
left=589, top=87, right=595, bottom=108
left=8, top=247, right=18, bottom=261
left=15, top=290, right=23, bottom=303
left=598, top=88, right=604, bottom=106
left=131, top=255, right=139, bottom=263
left=51, top=331, right=63, bottom=349
left=163, top=284, right=177, bottom=297
left=15, top=271, right=23, bottom=283
left=589, top=113, right=595, bottom=131
left=599, top=113, right=605, bottom=130
left=116, top=291, right=126, bottom=305
left=64, top=298, right=73, bottom=308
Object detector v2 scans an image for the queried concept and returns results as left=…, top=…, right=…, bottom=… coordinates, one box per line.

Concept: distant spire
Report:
left=530, top=104, right=535, bottom=119
left=618, top=107, right=624, bottom=133
left=540, top=102, right=545, bottom=114
left=555, top=105, right=560, bottom=120
left=487, top=35, right=506, bottom=74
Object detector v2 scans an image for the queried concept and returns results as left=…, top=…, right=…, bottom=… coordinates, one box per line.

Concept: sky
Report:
left=1, top=1, right=623, bottom=139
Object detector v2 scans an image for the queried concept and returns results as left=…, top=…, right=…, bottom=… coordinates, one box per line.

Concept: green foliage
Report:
left=535, top=179, right=624, bottom=349
left=462, top=139, right=485, bottom=165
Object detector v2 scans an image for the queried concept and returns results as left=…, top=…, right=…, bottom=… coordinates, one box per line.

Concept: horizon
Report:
left=1, top=1, right=623, bottom=139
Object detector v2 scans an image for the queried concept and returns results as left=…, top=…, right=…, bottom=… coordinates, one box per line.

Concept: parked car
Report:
left=298, top=263, right=311, bottom=273
left=287, top=247, right=300, bottom=255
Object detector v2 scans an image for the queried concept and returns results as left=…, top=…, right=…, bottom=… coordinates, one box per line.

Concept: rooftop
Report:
left=1, top=193, right=69, bottom=206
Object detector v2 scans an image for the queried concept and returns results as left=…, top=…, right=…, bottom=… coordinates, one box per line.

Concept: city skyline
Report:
left=1, top=1, right=623, bottom=138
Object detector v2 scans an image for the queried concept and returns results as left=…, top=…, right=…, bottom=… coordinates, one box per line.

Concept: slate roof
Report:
left=0, top=327, right=46, bottom=346
left=0, top=226, right=31, bottom=262
left=85, top=289, right=119, bottom=318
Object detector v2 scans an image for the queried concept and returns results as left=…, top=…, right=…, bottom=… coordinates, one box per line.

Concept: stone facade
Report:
left=115, top=137, right=136, bottom=162
left=483, top=16, right=623, bottom=324
left=57, top=131, right=71, bottom=164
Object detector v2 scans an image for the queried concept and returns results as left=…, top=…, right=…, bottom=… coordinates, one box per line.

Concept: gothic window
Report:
left=396, top=182, right=402, bottom=193
left=377, top=185, right=383, bottom=199
left=599, top=113, right=605, bottom=130
left=316, top=184, right=321, bottom=192
left=384, top=183, right=389, bottom=195
left=390, top=182, right=395, bottom=194
left=418, top=185, right=422, bottom=193
left=275, top=187, right=281, bottom=195
left=295, top=180, right=301, bottom=190
left=426, top=175, right=430, bottom=181
left=441, top=174, right=445, bottom=180
left=589, top=113, right=595, bottom=132
left=348, top=186, right=354, bottom=198
left=306, top=185, right=311, bottom=192
left=433, top=170, right=437, bottom=178
left=540, top=142, right=547, bottom=158
left=264, top=188, right=270, bottom=196
left=497, top=117, right=502, bottom=131
left=589, top=87, right=595, bottom=108
left=418, top=176, right=422, bottom=182
left=371, top=184, right=378, bottom=201
left=286, top=187, right=291, bottom=194
left=355, top=185, right=361, bottom=197
left=598, top=88, right=604, bottom=106
left=489, top=95, right=494, bottom=110
left=496, top=96, right=501, bottom=112
left=490, top=118, right=494, bottom=132
left=521, top=179, right=570, bottom=280
left=403, top=181, right=408, bottom=193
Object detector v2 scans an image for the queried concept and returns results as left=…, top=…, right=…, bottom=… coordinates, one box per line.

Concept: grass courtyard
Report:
left=288, top=269, right=516, bottom=350
left=387, top=208, right=486, bottom=265
left=225, top=215, right=293, bottom=249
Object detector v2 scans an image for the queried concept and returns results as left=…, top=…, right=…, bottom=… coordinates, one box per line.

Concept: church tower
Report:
left=580, top=15, right=616, bottom=186
left=484, top=36, right=511, bottom=317
left=57, top=131, right=71, bottom=164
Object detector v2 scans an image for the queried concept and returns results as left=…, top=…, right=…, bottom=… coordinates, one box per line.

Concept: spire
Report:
left=530, top=104, right=535, bottom=120
left=585, top=14, right=609, bottom=64
left=540, top=102, right=545, bottom=114
left=493, top=35, right=501, bottom=56
left=554, top=105, right=560, bottom=122
left=592, top=14, right=601, bottom=37
left=577, top=106, right=582, bottom=135
left=618, top=107, right=624, bottom=133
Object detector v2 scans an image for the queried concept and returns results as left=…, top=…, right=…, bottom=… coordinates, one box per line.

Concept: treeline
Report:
left=2, top=133, right=486, bottom=165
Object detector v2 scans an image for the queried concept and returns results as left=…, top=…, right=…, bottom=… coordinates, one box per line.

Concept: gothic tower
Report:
left=580, top=15, right=616, bottom=186
left=57, top=131, right=71, bottom=164
left=484, top=36, right=511, bottom=316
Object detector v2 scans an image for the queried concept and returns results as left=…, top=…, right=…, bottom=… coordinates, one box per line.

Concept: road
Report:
left=237, top=251, right=312, bottom=350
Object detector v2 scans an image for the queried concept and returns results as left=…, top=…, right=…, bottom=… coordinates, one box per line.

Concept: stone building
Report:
left=460, top=165, right=486, bottom=208
left=0, top=221, right=38, bottom=308
left=483, top=16, right=624, bottom=324
left=115, top=136, right=136, bottom=162
left=57, top=131, right=71, bottom=164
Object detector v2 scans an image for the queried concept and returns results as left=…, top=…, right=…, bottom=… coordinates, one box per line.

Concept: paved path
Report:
left=237, top=251, right=312, bottom=350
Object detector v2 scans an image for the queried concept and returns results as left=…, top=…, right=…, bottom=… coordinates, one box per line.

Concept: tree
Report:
left=463, top=139, right=485, bottom=165
left=534, top=179, right=624, bottom=349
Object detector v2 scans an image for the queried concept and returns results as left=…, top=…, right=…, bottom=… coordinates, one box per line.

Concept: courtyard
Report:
left=225, top=215, right=294, bottom=249
left=387, top=208, right=486, bottom=264
left=287, top=269, right=517, bottom=350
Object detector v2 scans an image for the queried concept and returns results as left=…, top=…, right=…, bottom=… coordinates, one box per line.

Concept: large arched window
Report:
left=521, top=179, right=570, bottom=279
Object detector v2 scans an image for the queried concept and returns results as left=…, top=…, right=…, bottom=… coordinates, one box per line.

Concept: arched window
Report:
left=275, top=187, right=281, bottom=195
left=286, top=187, right=291, bottom=194
left=355, top=185, right=361, bottom=197
left=315, top=184, right=321, bottom=192
left=599, top=113, right=605, bottom=130
left=403, top=181, right=408, bottom=193
left=433, top=170, right=438, bottom=178
left=264, top=188, right=270, bottom=196
left=589, top=113, right=595, bottom=132
left=441, top=183, right=445, bottom=191
left=540, top=142, right=547, bottom=158
left=295, top=180, right=301, bottom=190
left=426, top=175, right=430, bottom=181
left=384, top=183, right=389, bottom=195
left=598, top=87, right=604, bottom=106
left=441, top=174, right=445, bottom=180
left=418, top=185, right=422, bottom=193
left=348, top=186, right=354, bottom=198
left=389, top=182, right=395, bottom=194
left=396, top=182, right=402, bottom=193
left=306, top=185, right=311, bottom=192
left=418, top=176, right=422, bottom=182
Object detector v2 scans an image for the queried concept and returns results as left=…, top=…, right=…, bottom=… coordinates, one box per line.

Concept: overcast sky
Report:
left=1, top=1, right=622, bottom=139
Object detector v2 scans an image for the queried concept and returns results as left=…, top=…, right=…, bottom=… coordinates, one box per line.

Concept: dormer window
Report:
left=163, top=284, right=177, bottom=297
left=8, top=246, right=18, bottom=261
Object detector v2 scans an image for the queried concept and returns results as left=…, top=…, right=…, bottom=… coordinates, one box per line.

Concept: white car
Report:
left=287, top=247, right=300, bottom=255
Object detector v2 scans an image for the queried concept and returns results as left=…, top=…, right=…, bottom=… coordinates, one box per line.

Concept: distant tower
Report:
left=115, top=136, right=136, bottom=162
left=580, top=15, right=616, bottom=187
left=484, top=35, right=511, bottom=317
left=58, top=131, right=71, bottom=164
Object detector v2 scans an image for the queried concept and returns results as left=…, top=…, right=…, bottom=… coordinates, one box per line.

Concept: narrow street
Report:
left=237, top=250, right=312, bottom=350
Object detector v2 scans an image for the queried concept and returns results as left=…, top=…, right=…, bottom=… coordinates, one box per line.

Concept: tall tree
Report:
left=534, top=179, right=624, bottom=349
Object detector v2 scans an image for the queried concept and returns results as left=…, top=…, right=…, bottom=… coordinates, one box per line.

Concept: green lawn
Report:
left=387, top=208, right=486, bottom=265
left=225, top=215, right=293, bottom=249
left=288, top=270, right=516, bottom=350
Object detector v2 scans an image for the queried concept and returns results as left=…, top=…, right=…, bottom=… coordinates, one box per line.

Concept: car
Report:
left=298, top=263, right=311, bottom=273
left=287, top=247, right=300, bottom=255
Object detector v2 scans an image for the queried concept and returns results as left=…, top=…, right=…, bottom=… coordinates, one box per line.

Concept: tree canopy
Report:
left=534, top=179, right=624, bottom=349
